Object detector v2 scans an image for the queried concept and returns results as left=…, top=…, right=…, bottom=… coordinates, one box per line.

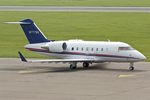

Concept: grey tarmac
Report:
left=0, top=58, right=150, bottom=100
left=1, top=6, right=150, bottom=12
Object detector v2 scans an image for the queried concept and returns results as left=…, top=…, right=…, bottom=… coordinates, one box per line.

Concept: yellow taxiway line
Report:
left=119, top=74, right=135, bottom=78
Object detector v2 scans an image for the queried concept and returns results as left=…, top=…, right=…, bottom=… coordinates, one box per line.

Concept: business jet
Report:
left=7, top=19, right=146, bottom=71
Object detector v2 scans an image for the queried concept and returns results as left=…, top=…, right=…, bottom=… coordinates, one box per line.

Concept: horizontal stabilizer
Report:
left=5, top=22, right=31, bottom=24
left=18, top=51, right=27, bottom=62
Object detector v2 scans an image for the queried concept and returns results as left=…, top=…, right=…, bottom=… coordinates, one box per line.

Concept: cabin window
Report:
left=91, top=48, right=94, bottom=51
left=101, top=48, right=103, bottom=51
left=76, top=47, right=78, bottom=51
left=96, top=48, right=98, bottom=51
left=86, top=47, right=88, bottom=51
left=72, top=47, right=74, bottom=51
left=82, top=48, right=84, bottom=51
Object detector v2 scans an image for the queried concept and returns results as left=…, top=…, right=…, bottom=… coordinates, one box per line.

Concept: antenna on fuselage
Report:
left=107, top=39, right=110, bottom=42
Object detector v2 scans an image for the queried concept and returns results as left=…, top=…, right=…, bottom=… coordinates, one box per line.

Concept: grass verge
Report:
left=0, top=0, right=150, bottom=7
left=0, top=11, right=149, bottom=61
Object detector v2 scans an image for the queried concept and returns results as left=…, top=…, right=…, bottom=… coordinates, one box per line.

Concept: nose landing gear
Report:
left=129, top=62, right=134, bottom=71
left=69, top=62, right=90, bottom=70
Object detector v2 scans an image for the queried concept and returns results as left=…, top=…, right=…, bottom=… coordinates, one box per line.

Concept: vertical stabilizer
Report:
left=20, top=19, right=50, bottom=44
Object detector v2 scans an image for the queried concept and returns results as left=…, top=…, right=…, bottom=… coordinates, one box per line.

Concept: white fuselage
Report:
left=25, top=39, right=146, bottom=63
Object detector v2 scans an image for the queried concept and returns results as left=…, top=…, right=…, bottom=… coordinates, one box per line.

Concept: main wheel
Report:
left=70, top=64, right=77, bottom=70
left=129, top=66, right=134, bottom=71
left=83, top=62, right=89, bottom=68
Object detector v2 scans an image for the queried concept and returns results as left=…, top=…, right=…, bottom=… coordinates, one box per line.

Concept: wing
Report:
left=18, top=51, right=95, bottom=63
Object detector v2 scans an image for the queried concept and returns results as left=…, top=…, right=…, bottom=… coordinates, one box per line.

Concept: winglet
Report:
left=18, top=51, right=27, bottom=62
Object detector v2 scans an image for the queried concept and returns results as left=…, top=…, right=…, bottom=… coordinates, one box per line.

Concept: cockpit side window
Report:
left=118, top=47, right=134, bottom=51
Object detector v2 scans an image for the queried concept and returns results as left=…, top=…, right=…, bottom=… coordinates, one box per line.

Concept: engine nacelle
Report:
left=48, top=42, right=68, bottom=52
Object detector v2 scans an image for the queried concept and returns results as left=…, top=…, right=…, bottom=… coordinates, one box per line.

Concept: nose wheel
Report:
left=129, top=62, right=134, bottom=71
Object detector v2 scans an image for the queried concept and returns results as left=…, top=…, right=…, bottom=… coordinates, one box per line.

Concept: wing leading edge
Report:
left=18, top=51, right=95, bottom=63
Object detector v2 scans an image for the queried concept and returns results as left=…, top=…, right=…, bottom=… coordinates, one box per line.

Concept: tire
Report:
left=70, top=64, right=77, bottom=70
left=129, top=67, right=134, bottom=71
left=83, top=62, right=89, bottom=68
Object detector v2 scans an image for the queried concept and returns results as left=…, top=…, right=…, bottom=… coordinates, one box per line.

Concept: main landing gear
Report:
left=129, top=62, right=134, bottom=71
left=69, top=62, right=90, bottom=70
left=70, top=63, right=77, bottom=70
left=83, top=62, right=89, bottom=68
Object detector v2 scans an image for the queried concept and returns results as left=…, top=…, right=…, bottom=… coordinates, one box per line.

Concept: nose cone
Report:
left=137, top=51, right=146, bottom=61
left=140, top=54, right=146, bottom=60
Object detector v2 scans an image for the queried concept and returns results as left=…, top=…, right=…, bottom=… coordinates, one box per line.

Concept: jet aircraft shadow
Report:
left=23, top=64, right=146, bottom=74
left=0, top=63, right=145, bottom=74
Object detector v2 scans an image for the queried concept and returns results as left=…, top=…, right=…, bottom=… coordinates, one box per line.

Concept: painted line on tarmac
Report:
left=18, top=69, right=48, bottom=74
left=119, top=74, right=135, bottom=78
left=1, top=6, right=150, bottom=12
left=18, top=70, right=35, bottom=74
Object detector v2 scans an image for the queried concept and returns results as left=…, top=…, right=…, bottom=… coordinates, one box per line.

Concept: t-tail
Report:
left=6, top=19, right=52, bottom=44
left=20, top=19, right=50, bottom=44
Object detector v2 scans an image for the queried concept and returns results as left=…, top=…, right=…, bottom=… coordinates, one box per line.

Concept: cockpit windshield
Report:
left=118, top=46, right=134, bottom=51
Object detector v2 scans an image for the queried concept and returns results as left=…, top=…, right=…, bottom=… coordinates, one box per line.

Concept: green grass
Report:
left=0, top=0, right=150, bottom=7
left=0, top=11, right=150, bottom=61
